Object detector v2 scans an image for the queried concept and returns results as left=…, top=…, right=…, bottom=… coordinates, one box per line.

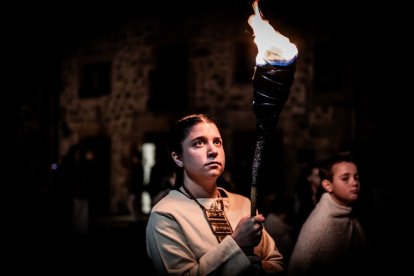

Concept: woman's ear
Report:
left=321, top=179, right=333, bottom=193
left=171, top=152, right=183, bottom=167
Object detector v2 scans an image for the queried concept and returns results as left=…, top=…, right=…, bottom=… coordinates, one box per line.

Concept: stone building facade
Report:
left=58, top=10, right=354, bottom=216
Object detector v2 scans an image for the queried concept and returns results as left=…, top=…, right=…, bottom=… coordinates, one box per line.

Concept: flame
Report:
left=248, top=0, right=298, bottom=66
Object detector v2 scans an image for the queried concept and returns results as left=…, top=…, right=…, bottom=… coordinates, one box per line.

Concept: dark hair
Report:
left=319, top=151, right=357, bottom=182
left=169, top=113, right=218, bottom=155
left=169, top=113, right=219, bottom=187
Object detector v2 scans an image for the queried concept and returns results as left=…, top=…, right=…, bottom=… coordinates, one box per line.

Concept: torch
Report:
left=248, top=0, right=298, bottom=216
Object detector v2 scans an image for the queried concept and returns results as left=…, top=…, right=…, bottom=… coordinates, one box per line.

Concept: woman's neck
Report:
left=183, top=176, right=218, bottom=198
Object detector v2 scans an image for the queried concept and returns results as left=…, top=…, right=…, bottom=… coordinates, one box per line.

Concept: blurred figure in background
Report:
left=293, top=162, right=321, bottom=235
left=127, top=149, right=144, bottom=221
left=60, top=143, right=89, bottom=244
left=151, top=169, right=176, bottom=207
left=262, top=193, right=295, bottom=267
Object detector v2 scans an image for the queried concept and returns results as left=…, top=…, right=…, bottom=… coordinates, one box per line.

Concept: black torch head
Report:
left=252, top=61, right=296, bottom=136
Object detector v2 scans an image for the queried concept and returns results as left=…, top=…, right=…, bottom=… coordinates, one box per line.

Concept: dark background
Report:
left=8, top=0, right=410, bottom=273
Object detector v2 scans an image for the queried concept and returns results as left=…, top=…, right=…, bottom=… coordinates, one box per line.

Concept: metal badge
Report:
left=204, top=209, right=233, bottom=242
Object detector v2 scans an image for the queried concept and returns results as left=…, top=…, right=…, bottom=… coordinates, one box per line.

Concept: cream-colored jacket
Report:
left=146, top=187, right=284, bottom=275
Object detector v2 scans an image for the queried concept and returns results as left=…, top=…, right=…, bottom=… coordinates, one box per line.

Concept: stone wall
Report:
left=59, top=12, right=353, bottom=214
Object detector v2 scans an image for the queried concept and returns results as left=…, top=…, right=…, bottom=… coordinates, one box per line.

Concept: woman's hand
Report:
left=231, top=214, right=265, bottom=251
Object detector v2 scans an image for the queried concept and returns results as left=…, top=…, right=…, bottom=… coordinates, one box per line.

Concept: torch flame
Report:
left=248, top=0, right=298, bottom=66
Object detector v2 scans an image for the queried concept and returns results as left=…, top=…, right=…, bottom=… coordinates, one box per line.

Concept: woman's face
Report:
left=330, top=162, right=360, bottom=205
left=180, top=122, right=225, bottom=183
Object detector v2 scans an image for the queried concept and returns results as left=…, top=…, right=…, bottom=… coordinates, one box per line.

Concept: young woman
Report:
left=288, top=152, right=371, bottom=276
left=146, top=114, right=284, bottom=275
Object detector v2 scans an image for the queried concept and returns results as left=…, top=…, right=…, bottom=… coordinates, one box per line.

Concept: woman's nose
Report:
left=207, top=145, right=218, bottom=158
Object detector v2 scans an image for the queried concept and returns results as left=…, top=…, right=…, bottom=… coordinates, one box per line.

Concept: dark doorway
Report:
left=79, top=135, right=111, bottom=220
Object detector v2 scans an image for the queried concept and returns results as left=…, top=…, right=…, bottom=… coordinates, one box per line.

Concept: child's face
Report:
left=329, top=162, right=360, bottom=206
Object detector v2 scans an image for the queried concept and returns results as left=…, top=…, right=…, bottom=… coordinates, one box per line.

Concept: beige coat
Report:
left=288, top=193, right=370, bottom=276
left=146, top=187, right=284, bottom=275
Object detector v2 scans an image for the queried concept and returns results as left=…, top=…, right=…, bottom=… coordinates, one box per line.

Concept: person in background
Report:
left=146, top=113, right=284, bottom=275
left=60, top=143, right=89, bottom=244
left=262, top=193, right=295, bottom=267
left=288, top=151, right=371, bottom=276
left=151, top=170, right=176, bottom=207
left=127, top=149, right=144, bottom=221
left=292, top=162, right=321, bottom=235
